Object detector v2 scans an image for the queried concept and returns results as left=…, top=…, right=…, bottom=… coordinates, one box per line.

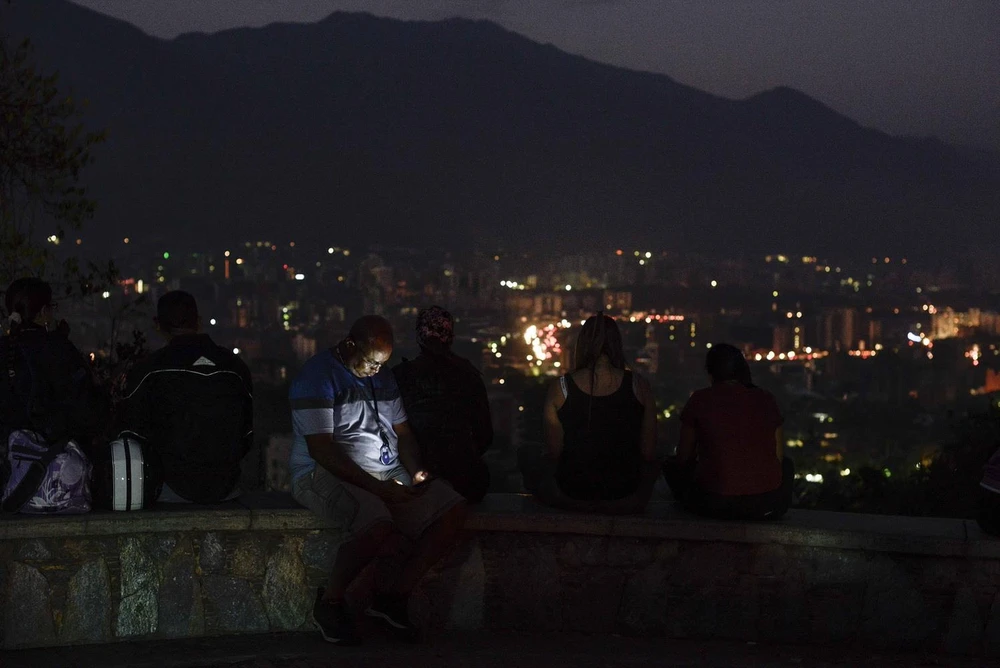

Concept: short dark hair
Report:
left=157, top=291, right=199, bottom=333
left=705, top=343, right=753, bottom=386
left=348, top=315, right=394, bottom=351
left=5, top=278, right=53, bottom=324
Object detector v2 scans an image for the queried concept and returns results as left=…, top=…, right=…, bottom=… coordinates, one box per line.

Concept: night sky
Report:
left=70, top=0, right=999, bottom=151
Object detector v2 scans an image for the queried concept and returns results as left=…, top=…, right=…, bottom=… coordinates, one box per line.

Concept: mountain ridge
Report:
left=4, top=0, right=997, bottom=263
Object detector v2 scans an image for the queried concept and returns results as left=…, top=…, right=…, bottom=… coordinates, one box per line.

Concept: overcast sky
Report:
left=70, top=0, right=1000, bottom=150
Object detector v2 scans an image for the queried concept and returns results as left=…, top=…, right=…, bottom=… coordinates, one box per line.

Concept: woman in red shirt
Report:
left=663, top=343, right=793, bottom=520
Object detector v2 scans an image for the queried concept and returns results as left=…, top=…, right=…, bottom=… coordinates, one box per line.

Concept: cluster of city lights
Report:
left=752, top=348, right=827, bottom=362
left=500, top=280, right=527, bottom=290
left=626, top=312, right=685, bottom=324
left=522, top=323, right=565, bottom=368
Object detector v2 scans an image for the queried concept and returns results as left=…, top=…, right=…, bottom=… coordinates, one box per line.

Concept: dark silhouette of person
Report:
left=0, top=277, right=105, bottom=452
left=525, top=312, right=659, bottom=514
left=663, top=343, right=794, bottom=520
left=392, top=306, right=493, bottom=503
left=978, top=447, right=1000, bottom=536
left=116, top=291, right=252, bottom=504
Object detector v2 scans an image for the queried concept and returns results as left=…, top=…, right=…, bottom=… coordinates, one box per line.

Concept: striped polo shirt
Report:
left=288, top=349, right=407, bottom=482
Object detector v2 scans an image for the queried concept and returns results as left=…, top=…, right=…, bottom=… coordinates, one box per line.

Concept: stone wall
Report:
left=3, top=493, right=1000, bottom=656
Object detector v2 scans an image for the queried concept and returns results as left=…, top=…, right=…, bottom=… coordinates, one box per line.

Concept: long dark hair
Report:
left=574, top=312, right=625, bottom=372
left=573, top=312, right=627, bottom=429
left=705, top=343, right=754, bottom=388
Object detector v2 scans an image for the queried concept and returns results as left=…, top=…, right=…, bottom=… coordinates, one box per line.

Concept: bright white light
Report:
left=710, top=280, right=717, bottom=288
left=210, top=318, right=217, bottom=326
left=328, top=247, right=335, bottom=254
left=101, top=291, right=110, bottom=299
left=564, top=284, right=572, bottom=291
left=294, top=273, right=305, bottom=281
left=233, top=348, right=241, bottom=355
left=907, top=332, right=922, bottom=343
left=644, top=251, right=651, bottom=259
left=804, top=473, right=824, bottom=483
left=840, top=468, right=851, bottom=477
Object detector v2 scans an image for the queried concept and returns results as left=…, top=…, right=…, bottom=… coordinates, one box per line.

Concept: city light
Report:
left=294, top=273, right=305, bottom=281
left=210, top=318, right=217, bottom=325
left=101, top=291, right=110, bottom=299
left=840, top=468, right=851, bottom=476
left=233, top=348, right=240, bottom=355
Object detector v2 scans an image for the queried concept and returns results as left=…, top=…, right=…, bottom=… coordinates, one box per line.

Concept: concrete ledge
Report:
left=1, top=492, right=994, bottom=558
left=4, top=492, right=1000, bottom=655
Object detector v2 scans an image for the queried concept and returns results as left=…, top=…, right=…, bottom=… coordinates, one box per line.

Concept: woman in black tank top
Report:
left=536, top=313, right=659, bottom=513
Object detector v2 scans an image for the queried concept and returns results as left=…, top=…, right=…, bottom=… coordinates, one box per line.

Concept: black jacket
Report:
left=0, top=325, right=106, bottom=450
left=117, top=334, right=252, bottom=503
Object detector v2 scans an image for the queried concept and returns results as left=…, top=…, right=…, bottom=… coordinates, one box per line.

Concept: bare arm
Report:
left=305, top=434, right=412, bottom=503
left=676, top=424, right=697, bottom=463
left=543, top=379, right=566, bottom=460
left=392, top=420, right=430, bottom=483
left=635, top=373, right=658, bottom=463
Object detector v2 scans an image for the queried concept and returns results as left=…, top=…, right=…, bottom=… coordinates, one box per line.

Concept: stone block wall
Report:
left=3, top=494, right=1000, bottom=657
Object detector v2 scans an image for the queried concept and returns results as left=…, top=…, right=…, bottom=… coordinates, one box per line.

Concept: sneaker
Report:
left=365, top=592, right=421, bottom=643
left=312, top=588, right=361, bottom=645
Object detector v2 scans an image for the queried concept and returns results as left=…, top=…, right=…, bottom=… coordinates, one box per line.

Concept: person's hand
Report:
left=379, top=480, right=418, bottom=505
left=412, top=469, right=433, bottom=486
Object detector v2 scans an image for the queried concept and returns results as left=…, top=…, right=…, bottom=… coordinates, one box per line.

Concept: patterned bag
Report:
left=1, top=429, right=92, bottom=514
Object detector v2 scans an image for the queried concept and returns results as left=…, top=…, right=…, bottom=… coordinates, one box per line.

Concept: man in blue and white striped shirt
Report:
left=289, top=315, right=466, bottom=645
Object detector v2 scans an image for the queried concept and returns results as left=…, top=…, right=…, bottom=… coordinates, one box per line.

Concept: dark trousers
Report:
left=977, top=487, right=1000, bottom=536
left=663, top=456, right=795, bottom=521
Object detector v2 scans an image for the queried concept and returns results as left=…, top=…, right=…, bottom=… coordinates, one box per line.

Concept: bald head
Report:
left=340, top=315, right=394, bottom=378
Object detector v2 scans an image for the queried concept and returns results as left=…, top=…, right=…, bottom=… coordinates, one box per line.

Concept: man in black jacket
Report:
left=117, top=291, right=252, bottom=503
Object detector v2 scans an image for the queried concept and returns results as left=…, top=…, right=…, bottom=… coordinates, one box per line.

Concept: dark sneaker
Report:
left=365, top=592, right=421, bottom=643
left=312, top=589, right=361, bottom=645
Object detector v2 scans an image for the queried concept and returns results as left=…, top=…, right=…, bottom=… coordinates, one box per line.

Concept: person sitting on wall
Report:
left=522, top=312, right=659, bottom=514
left=392, top=306, right=493, bottom=503
left=663, top=343, right=793, bottom=521
left=0, top=277, right=106, bottom=453
left=289, top=315, right=466, bottom=645
left=977, top=447, right=1000, bottom=536
left=116, top=291, right=253, bottom=504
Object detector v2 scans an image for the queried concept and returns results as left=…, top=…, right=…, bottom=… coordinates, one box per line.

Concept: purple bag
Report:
left=2, top=430, right=91, bottom=514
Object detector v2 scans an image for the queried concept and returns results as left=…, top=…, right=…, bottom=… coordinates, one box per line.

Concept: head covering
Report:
left=416, top=305, right=454, bottom=351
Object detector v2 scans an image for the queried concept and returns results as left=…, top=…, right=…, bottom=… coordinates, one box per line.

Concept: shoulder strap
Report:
left=558, top=375, right=568, bottom=399
left=2, top=435, right=66, bottom=513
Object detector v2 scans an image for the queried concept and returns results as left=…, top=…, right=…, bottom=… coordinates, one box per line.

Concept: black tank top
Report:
left=555, top=370, right=644, bottom=501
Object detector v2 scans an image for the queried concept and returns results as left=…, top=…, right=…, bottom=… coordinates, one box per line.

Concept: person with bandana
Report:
left=393, top=306, right=494, bottom=503
left=289, top=315, right=466, bottom=646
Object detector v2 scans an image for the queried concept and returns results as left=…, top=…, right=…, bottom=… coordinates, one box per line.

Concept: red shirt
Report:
left=680, top=383, right=783, bottom=496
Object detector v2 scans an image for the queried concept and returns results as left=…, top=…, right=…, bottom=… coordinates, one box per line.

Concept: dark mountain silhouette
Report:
left=5, top=0, right=998, bottom=262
